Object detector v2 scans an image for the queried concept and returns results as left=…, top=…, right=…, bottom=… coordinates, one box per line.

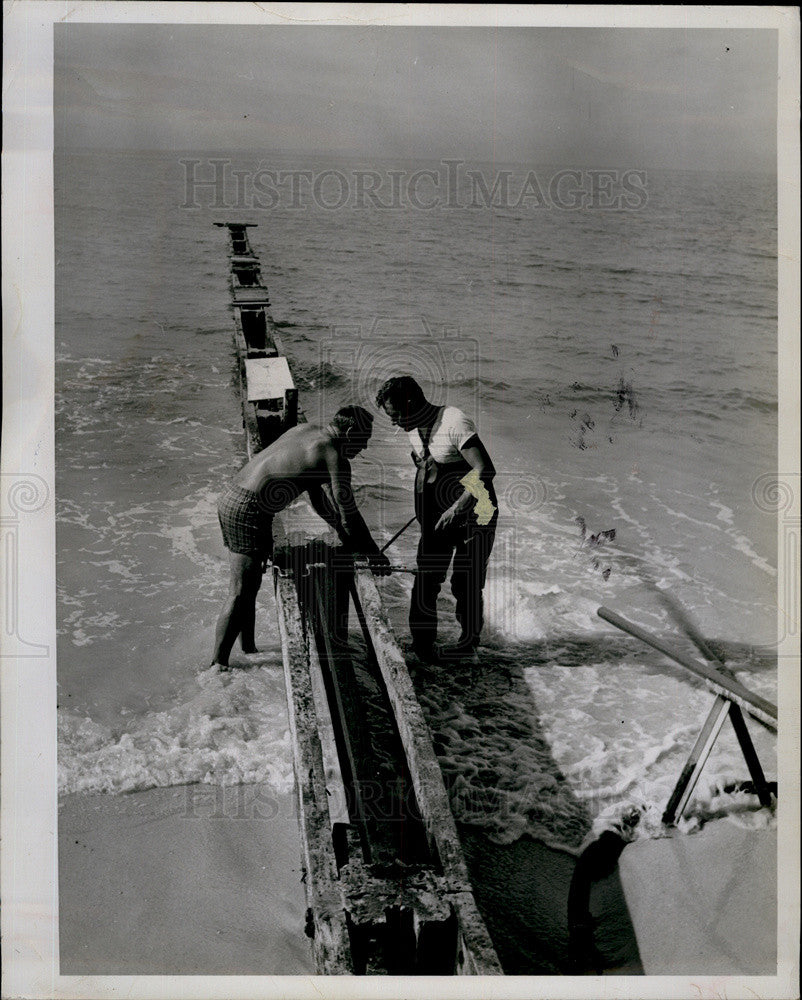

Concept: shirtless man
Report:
left=212, top=405, right=390, bottom=670
left=375, top=376, right=498, bottom=661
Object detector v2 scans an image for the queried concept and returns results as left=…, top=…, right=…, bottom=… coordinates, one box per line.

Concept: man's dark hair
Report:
left=375, top=375, right=426, bottom=411
left=330, top=404, right=374, bottom=438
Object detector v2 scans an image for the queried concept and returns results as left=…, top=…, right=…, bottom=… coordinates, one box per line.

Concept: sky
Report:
left=54, top=25, right=778, bottom=171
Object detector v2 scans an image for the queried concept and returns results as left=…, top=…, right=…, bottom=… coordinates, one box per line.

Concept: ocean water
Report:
left=56, top=151, right=778, bottom=854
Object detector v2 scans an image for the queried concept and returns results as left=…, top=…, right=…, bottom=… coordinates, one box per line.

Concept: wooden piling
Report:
left=351, top=568, right=503, bottom=974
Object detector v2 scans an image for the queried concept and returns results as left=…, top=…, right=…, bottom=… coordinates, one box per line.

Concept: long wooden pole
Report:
left=596, top=606, right=777, bottom=731
left=727, top=703, right=774, bottom=806
left=662, top=695, right=732, bottom=824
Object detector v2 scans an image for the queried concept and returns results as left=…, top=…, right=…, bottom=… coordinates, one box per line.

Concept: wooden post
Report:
left=597, top=606, right=777, bottom=730
left=284, top=386, right=299, bottom=431
left=662, top=695, right=732, bottom=824
left=305, top=611, right=352, bottom=866
left=350, top=570, right=469, bottom=882
left=726, top=704, right=774, bottom=808
left=308, top=562, right=372, bottom=861
left=351, top=568, right=503, bottom=974
left=273, top=571, right=353, bottom=973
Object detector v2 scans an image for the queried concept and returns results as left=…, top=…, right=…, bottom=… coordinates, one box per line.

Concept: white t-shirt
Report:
left=409, top=406, right=477, bottom=465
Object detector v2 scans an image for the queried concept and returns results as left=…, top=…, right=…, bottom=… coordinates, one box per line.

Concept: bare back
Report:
left=233, top=424, right=334, bottom=512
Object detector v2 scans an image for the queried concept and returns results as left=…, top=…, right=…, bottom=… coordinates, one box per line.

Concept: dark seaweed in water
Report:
left=575, top=517, right=615, bottom=579
left=589, top=528, right=616, bottom=547
left=568, top=409, right=598, bottom=450
left=614, top=377, right=639, bottom=420
left=567, top=357, right=646, bottom=449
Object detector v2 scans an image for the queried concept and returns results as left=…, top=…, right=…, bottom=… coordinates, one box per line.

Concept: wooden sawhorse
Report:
left=597, top=607, right=777, bottom=825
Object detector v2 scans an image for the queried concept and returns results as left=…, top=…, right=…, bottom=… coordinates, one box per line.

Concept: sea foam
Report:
left=58, top=663, right=295, bottom=796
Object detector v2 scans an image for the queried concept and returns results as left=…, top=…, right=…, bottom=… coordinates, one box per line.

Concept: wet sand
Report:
left=460, top=828, right=644, bottom=974
left=461, top=819, right=776, bottom=977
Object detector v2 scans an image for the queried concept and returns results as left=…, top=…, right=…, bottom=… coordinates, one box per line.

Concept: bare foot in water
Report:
left=240, top=646, right=259, bottom=655
left=211, top=661, right=232, bottom=673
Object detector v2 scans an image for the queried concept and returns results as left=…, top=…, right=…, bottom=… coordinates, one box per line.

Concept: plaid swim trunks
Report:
left=217, top=484, right=274, bottom=557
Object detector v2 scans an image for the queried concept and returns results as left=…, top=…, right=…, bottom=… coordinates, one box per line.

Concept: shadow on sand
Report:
left=407, top=636, right=647, bottom=975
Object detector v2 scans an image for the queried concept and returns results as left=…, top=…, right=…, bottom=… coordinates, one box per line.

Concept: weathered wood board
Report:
left=245, top=356, right=295, bottom=403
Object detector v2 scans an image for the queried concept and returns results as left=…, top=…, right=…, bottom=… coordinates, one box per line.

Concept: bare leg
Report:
left=239, top=588, right=258, bottom=654
left=212, top=552, right=263, bottom=669
left=242, top=554, right=273, bottom=652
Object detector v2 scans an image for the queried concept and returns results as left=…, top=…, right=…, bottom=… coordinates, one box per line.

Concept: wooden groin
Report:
left=213, top=221, right=298, bottom=451
left=215, top=222, right=502, bottom=975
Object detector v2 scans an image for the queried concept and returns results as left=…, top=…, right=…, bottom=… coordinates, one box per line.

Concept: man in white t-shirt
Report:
left=375, top=375, right=498, bottom=661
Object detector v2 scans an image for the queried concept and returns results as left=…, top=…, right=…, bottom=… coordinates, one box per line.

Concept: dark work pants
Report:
left=410, top=508, right=497, bottom=649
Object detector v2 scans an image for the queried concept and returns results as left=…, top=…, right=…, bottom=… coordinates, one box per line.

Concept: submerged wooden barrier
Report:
left=597, top=606, right=776, bottom=824
left=216, top=222, right=501, bottom=974
left=213, top=221, right=298, bottom=451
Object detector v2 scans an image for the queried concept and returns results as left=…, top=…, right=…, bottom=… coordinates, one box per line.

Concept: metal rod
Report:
left=380, top=515, right=417, bottom=554
left=597, top=606, right=777, bottom=731
left=305, top=560, right=416, bottom=575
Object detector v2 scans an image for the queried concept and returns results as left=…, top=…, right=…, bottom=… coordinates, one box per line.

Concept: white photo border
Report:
left=2, top=4, right=799, bottom=999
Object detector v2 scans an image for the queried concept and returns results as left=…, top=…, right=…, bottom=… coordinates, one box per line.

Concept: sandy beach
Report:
left=619, top=818, right=777, bottom=976
left=59, top=776, right=775, bottom=977
left=58, top=784, right=314, bottom=975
